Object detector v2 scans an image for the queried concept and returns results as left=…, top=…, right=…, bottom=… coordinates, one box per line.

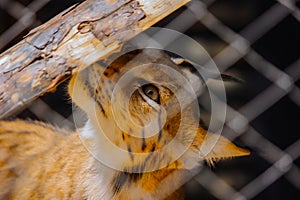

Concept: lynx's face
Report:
left=69, top=49, right=249, bottom=174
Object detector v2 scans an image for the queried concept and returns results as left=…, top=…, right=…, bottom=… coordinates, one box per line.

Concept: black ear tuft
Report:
left=169, top=55, right=244, bottom=84
left=221, top=74, right=244, bottom=83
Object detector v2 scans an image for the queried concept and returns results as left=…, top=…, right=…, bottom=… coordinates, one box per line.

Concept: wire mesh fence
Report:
left=0, top=0, right=299, bottom=199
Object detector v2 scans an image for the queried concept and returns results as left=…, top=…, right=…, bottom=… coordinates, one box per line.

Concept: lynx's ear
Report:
left=200, top=133, right=250, bottom=165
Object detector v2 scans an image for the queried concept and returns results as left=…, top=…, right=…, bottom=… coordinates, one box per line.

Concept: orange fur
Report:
left=0, top=121, right=88, bottom=199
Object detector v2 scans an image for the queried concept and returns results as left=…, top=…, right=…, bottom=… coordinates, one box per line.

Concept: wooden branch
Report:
left=0, top=0, right=190, bottom=119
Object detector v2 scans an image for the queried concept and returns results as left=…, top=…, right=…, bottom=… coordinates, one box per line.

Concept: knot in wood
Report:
left=78, top=22, right=93, bottom=34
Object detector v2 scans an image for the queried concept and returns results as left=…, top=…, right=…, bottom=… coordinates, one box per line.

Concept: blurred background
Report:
left=0, top=0, right=299, bottom=199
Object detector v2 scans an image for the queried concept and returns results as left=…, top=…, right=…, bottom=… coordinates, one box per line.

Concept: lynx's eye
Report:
left=141, top=84, right=160, bottom=104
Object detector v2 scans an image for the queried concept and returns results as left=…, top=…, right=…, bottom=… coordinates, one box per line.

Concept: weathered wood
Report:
left=0, top=0, right=190, bottom=119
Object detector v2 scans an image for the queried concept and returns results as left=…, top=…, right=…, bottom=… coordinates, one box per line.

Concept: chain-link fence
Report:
left=1, top=0, right=300, bottom=199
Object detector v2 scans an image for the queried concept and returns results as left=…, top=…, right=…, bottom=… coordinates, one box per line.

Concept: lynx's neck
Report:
left=79, top=120, right=193, bottom=200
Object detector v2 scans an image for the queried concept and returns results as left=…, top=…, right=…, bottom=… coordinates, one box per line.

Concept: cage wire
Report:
left=0, top=0, right=300, bottom=199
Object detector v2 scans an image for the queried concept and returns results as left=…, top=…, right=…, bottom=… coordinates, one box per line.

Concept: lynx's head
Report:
left=69, top=49, right=249, bottom=173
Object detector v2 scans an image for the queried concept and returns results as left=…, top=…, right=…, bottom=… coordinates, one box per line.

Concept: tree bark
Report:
left=0, top=0, right=190, bottom=119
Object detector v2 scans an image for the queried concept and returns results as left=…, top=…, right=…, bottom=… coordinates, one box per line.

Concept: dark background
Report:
left=0, top=0, right=299, bottom=199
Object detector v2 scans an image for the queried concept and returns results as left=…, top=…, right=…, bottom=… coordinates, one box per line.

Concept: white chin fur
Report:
left=79, top=120, right=96, bottom=139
